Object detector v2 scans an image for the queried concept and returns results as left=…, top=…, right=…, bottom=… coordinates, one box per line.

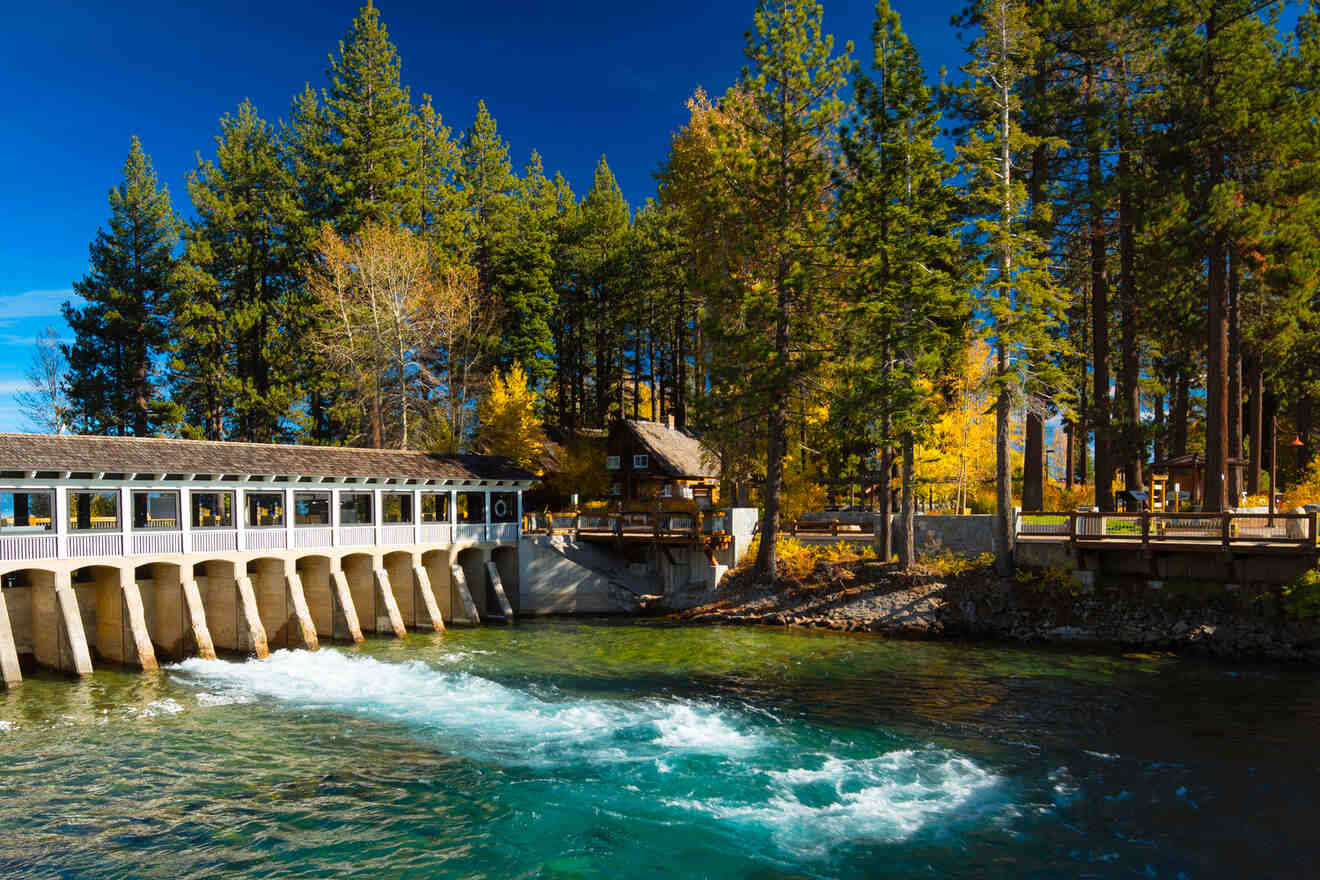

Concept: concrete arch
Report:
left=246, top=556, right=316, bottom=651
left=66, top=564, right=155, bottom=671
left=382, top=551, right=416, bottom=627
left=295, top=554, right=335, bottom=638
left=422, top=549, right=453, bottom=624
left=193, top=558, right=267, bottom=658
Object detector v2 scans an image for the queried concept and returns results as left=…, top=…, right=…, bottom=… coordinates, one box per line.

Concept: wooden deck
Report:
left=1017, top=511, right=1320, bottom=555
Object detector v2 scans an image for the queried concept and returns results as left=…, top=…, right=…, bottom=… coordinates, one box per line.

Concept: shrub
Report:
left=1283, top=458, right=1320, bottom=511
left=1283, top=568, right=1320, bottom=619
left=742, top=535, right=876, bottom=579
left=1014, top=565, right=1085, bottom=598
left=919, top=548, right=994, bottom=577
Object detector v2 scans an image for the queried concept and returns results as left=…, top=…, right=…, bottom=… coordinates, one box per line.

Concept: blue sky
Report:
left=0, top=0, right=968, bottom=432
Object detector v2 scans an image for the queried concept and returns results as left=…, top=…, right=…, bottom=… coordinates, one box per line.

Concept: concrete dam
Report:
left=0, top=434, right=751, bottom=688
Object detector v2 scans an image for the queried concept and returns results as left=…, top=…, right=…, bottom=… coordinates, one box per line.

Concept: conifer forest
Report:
left=51, top=0, right=1320, bottom=578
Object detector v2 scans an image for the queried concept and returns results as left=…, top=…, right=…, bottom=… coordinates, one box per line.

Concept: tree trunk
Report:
left=1118, top=141, right=1143, bottom=495
left=1246, top=360, right=1263, bottom=495
left=994, top=354, right=1013, bottom=575
left=899, top=434, right=915, bottom=568
left=1227, top=252, right=1243, bottom=501
left=1172, top=368, right=1189, bottom=457
left=1065, top=422, right=1074, bottom=491
left=877, top=416, right=892, bottom=562
left=1087, top=73, right=1113, bottom=511
left=1023, top=408, right=1044, bottom=510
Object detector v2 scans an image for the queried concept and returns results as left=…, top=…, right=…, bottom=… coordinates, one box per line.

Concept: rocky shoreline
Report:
left=668, top=560, right=1320, bottom=662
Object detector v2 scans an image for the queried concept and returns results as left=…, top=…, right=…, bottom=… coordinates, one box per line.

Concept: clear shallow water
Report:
left=1, top=621, right=1318, bottom=878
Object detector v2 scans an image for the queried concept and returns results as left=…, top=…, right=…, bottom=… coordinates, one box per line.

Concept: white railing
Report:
left=338, top=525, right=375, bottom=546
left=68, top=533, right=123, bottom=558
left=454, top=523, right=486, bottom=543
left=293, top=527, right=333, bottom=549
left=131, top=531, right=184, bottom=555
left=0, top=534, right=58, bottom=562
left=381, top=524, right=415, bottom=545
left=490, top=523, right=519, bottom=542
left=419, top=523, right=451, bottom=544
left=191, top=530, right=238, bottom=553
left=245, top=529, right=287, bottom=551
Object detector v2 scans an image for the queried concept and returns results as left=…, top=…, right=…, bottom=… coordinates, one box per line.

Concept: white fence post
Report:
left=181, top=486, right=192, bottom=554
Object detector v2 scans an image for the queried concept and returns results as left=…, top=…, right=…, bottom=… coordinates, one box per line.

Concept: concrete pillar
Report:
left=253, top=558, right=294, bottom=649
left=449, top=563, right=481, bottom=625
left=119, top=569, right=158, bottom=672
left=149, top=564, right=185, bottom=660
left=342, top=554, right=376, bottom=633
left=412, top=556, right=444, bottom=632
left=234, top=575, right=270, bottom=658
left=0, top=588, right=23, bottom=688
left=179, top=578, right=216, bottom=660
left=372, top=566, right=407, bottom=638
left=486, top=561, right=515, bottom=621
left=52, top=573, right=92, bottom=675
left=383, top=553, right=415, bottom=625
left=298, top=557, right=333, bottom=637
left=329, top=566, right=365, bottom=643
left=283, top=564, right=319, bottom=651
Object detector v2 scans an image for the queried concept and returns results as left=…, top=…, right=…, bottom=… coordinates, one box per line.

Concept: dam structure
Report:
left=0, top=433, right=534, bottom=688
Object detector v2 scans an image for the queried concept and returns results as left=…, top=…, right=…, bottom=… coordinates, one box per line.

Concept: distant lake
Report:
left=1, top=620, right=1316, bottom=878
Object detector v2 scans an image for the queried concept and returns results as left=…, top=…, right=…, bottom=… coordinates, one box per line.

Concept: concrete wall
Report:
left=518, top=536, right=647, bottom=614
left=887, top=514, right=1007, bottom=558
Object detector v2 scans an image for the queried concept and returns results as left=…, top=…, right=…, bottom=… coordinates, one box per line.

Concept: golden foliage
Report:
left=475, top=363, right=546, bottom=473
left=1283, top=458, right=1320, bottom=510
left=915, top=341, right=1002, bottom=510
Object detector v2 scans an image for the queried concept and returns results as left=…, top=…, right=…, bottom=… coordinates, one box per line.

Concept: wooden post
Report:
left=1310, top=512, right=1319, bottom=548
left=1141, top=511, right=1150, bottom=547
left=1221, top=512, right=1232, bottom=549
left=1068, top=511, right=1077, bottom=546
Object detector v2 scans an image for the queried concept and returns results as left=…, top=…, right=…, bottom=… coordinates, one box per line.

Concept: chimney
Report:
left=666, top=413, right=675, bottom=431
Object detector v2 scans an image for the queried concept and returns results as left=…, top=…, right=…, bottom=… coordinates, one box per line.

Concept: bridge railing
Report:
left=1017, top=511, right=1320, bottom=549
left=525, top=510, right=719, bottom=541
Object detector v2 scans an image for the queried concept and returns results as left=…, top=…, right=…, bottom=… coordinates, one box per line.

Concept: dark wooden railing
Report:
left=1018, top=511, right=1320, bottom=550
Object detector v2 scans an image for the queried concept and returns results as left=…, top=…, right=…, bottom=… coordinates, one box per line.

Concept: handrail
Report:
left=1016, top=510, right=1320, bottom=550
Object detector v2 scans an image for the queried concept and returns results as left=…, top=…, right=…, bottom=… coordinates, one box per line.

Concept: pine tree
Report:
left=64, top=136, right=178, bottom=436
left=573, top=156, right=632, bottom=425
left=321, top=0, right=420, bottom=232
left=704, top=0, right=852, bottom=581
left=173, top=100, right=302, bottom=442
left=838, top=0, right=969, bottom=567
left=957, top=0, right=1069, bottom=573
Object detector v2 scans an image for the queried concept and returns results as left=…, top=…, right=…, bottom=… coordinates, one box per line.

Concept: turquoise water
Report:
left=1, top=621, right=1318, bottom=878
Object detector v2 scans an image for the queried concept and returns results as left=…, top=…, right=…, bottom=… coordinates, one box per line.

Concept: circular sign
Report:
left=493, top=498, right=508, bottom=519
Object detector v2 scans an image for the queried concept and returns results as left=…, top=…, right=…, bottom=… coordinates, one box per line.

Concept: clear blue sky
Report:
left=0, top=0, right=968, bottom=432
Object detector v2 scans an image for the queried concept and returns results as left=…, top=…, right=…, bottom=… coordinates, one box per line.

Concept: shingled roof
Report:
left=0, top=434, right=534, bottom=482
left=623, top=420, right=719, bottom=479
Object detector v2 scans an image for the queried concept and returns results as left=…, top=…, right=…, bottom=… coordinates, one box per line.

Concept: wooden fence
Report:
left=1018, top=511, right=1320, bottom=550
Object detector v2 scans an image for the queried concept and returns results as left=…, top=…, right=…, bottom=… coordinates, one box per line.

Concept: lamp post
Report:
left=1269, top=415, right=1306, bottom=521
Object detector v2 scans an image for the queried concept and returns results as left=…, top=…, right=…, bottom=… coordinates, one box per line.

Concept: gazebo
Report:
left=1151, top=452, right=1248, bottom=509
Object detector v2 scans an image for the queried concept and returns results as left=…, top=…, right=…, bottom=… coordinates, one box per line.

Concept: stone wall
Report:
left=888, top=513, right=1009, bottom=558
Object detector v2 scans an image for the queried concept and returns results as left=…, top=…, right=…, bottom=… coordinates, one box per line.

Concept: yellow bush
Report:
left=1042, top=482, right=1094, bottom=511
left=742, top=535, right=875, bottom=579
left=1283, top=459, right=1320, bottom=510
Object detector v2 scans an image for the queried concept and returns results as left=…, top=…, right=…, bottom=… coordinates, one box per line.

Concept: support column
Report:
left=329, top=564, right=364, bottom=643
left=412, top=554, right=444, bottom=632
left=119, top=486, right=132, bottom=556
left=283, top=563, right=319, bottom=651
left=372, top=564, right=407, bottom=638
left=55, top=488, right=68, bottom=559
left=119, top=568, right=158, bottom=672
left=486, top=560, right=515, bottom=622
left=484, top=489, right=492, bottom=543
left=0, top=588, right=23, bottom=688
left=180, top=486, right=192, bottom=554
left=450, top=562, right=481, bottom=626
left=54, top=572, right=93, bottom=676
left=236, top=489, right=247, bottom=552
left=373, top=489, right=383, bottom=547
left=234, top=575, right=269, bottom=658
left=179, top=577, right=216, bottom=660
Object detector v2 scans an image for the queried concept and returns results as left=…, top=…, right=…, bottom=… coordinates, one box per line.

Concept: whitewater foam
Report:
left=669, top=750, right=998, bottom=854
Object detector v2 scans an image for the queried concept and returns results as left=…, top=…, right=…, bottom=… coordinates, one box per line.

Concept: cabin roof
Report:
left=621, top=419, right=719, bottom=480
left=0, top=433, right=534, bottom=483
left=1152, top=452, right=1249, bottom=469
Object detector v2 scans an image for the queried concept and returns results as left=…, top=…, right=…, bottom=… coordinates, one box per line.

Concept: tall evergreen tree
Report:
left=172, top=100, right=302, bottom=442
left=838, top=0, right=969, bottom=567
left=703, top=0, right=852, bottom=581
left=957, top=0, right=1069, bottom=572
left=321, top=0, right=420, bottom=232
left=64, top=136, right=178, bottom=436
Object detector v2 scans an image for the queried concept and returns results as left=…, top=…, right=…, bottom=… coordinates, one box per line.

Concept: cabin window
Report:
left=606, top=456, right=621, bottom=470
left=490, top=492, right=517, bottom=523
left=661, top=484, right=672, bottom=498
left=191, top=491, right=234, bottom=529
left=67, top=491, right=118, bottom=532
left=421, top=492, right=450, bottom=523
left=133, top=490, right=180, bottom=530
left=382, top=492, right=414, bottom=524
left=633, top=454, right=648, bottom=470
left=0, top=490, right=54, bottom=533
left=456, top=492, right=486, bottom=524
left=294, top=491, right=331, bottom=526
left=339, top=492, right=374, bottom=525
left=244, top=491, right=285, bottom=528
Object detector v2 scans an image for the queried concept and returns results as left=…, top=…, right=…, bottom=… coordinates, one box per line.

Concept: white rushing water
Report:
left=171, top=648, right=998, bottom=854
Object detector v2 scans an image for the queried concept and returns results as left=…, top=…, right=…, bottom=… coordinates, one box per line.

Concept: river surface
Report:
left=1, top=620, right=1318, bottom=879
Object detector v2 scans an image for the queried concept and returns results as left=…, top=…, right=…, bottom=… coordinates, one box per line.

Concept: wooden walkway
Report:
left=1017, top=511, right=1320, bottom=555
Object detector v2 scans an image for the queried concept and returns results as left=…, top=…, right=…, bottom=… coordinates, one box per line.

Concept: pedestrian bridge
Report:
left=0, top=434, right=534, bottom=689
